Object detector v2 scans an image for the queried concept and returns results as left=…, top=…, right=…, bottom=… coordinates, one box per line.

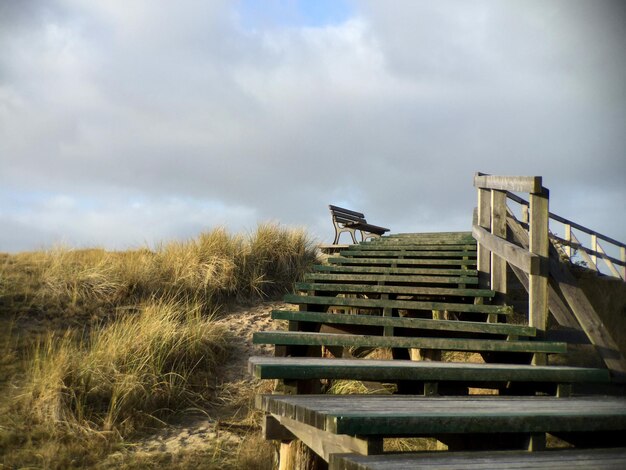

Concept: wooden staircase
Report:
left=250, top=174, right=626, bottom=470
left=250, top=229, right=626, bottom=469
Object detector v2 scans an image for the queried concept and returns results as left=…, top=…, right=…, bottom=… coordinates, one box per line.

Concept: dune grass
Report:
left=0, top=224, right=318, bottom=468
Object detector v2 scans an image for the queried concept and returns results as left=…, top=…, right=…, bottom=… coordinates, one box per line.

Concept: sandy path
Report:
left=101, top=301, right=291, bottom=466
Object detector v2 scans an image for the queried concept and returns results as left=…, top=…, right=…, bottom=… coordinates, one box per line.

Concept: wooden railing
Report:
left=472, top=174, right=549, bottom=341
left=505, top=191, right=625, bottom=281
left=473, top=173, right=626, bottom=376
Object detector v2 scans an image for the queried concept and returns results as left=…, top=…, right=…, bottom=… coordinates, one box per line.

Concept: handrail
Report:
left=504, top=191, right=625, bottom=280
left=505, top=192, right=626, bottom=249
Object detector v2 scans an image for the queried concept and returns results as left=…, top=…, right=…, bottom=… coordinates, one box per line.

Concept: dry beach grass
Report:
left=0, top=224, right=317, bottom=469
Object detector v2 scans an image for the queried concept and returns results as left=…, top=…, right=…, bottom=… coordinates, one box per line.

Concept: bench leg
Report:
left=350, top=229, right=358, bottom=244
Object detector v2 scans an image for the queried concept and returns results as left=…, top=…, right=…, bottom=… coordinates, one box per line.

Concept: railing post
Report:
left=590, top=234, right=598, bottom=267
left=477, top=187, right=492, bottom=290
left=491, top=190, right=507, bottom=303
left=529, top=188, right=549, bottom=337
left=564, top=224, right=571, bottom=259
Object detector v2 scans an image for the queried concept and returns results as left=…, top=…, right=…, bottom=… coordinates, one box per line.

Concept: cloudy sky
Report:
left=1, top=0, right=625, bottom=253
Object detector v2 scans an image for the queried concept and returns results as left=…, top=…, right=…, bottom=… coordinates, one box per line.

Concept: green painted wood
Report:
left=348, top=244, right=477, bottom=252
left=340, top=250, right=477, bottom=258
left=283, top=294, right=513, bottom=315
left=295, top=282, right=495, bottom=298
left=329, top=448, right=626, bottom=470
left=313, top=265, right=478, bottom=276
left=253, top=331, right=567, bottom=354
left=376, top=231, right=475, bottom=242
left=305, top=273, right=479, bottom=285
left=328, top=257, right=477, bottom=266
left=270, top=310, right=535, bottom=336
left=258, top=395, right=626, bottom=435
left=249, top=357, right=609, bottom=383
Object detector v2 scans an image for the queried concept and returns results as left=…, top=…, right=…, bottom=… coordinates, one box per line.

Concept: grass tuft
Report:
left=0, top=224, right=318, bottom=468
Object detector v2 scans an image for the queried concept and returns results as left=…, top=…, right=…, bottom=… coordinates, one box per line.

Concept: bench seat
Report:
left=329, top=447, right=626, bottom=470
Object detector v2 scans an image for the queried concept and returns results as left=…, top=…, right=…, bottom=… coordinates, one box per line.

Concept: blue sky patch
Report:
left=236, top=0, right=353, bottom=29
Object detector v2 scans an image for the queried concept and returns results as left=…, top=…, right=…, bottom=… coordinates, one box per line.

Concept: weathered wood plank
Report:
left=377, top=232, right=474, bottom=242
left=549, top=255, right=626, bottom=378
left=271, top=310, right=536, bottom=336
left=340, top=250, right=477, bottom=258
left=295, top=282, right=495, bottom=298
left=491, top=189, right=507, bottom=300
left=346, top=244, right=477, bottom=252
left=305, top=273, right=479, bottom=285
left=283, top=294, right=513, bottom=315
left=327, top=257, right=477, bottom=266
left=477, top=186, right=492, bottom=290
left=253, top=331, right=567, bottom=354
left=474, top=174, right=543, bottom=193
left=249, top=357, right=609, bottom=383
left=258, top=395, right=626, bottom=435
left=506, top=211, right=582, bottom=330
left=313, top=265, right=478, bottom=276
left=270, top=415, right=382, bottom=462
left=529, top=190, right=550, bottom=335
left=329, top=448, right=626, bottom=470
left=472, top=225, right=540, bottom=274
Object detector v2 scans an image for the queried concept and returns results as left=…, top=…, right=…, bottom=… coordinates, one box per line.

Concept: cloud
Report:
left=0, top=0, right=624, bottom=252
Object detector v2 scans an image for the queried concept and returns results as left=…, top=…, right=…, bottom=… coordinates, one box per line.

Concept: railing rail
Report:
left=505, top=191, right=625, bottom=281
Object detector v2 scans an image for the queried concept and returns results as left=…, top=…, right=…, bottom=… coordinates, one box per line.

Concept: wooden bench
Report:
left=329, top=205, right=389, bottom=244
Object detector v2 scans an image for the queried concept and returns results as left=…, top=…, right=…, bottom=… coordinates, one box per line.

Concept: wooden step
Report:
left=329, top=448, right=626, bottom=470
left=340, top=250, right=477, bottom=258
left=328, top=257, right=477, bottom=266
left=314, top=265, right=478, bottom=276
left=377, top=232, right=475, bottom=243
left=253, top=331, right=567, bottom=354
left=271, top=310, right=535, bottom=336
left=258, top=394, right=626, bottom=436
left=295, top=282, right=495, bottom=298
left=249, top=357, right=609, bottom=384
left=305, top=273, right=479, bottom=285
left=283, top=294, right=513, bottom=315
left=349, top=244, right=477, bottom=252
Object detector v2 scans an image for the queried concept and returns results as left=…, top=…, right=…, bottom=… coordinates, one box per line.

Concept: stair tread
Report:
left=340, top=250, right=477, bottom=258
left=253, top=331, right=567, bottom=353
left=328, top=257, right=477, bottom=266
left=284, top=294, right=513, bottom=315
left=314, top=265, right=478, bottom=276
left=249, top=356, right=610, bottom=383
left=258, top=394, right=626, bottom=435
left=296, top=282, right=495, bottom=298
left=271, top=310, right=534, bottom=336
left=329, top=448, right=626, bottom=470
left=305, top=273, right=479, bottom=284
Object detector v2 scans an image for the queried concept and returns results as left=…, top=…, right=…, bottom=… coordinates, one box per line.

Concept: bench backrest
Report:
left=329, top=205, right=367, bottom=225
